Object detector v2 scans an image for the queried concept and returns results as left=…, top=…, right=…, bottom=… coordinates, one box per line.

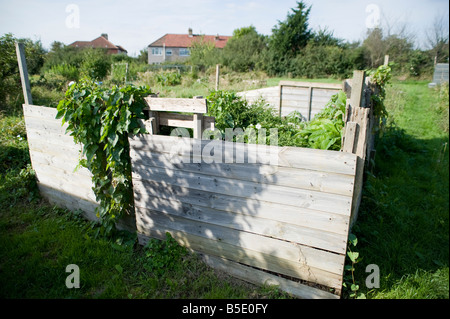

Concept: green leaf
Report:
left=347, top=251, right=359, bottom=263
left=348, top=233, right=358, bottom=246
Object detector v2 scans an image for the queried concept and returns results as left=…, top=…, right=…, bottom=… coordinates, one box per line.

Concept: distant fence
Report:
left=432, top=63, right=449, bottom=85
left=237, top=81, right=348, bottom=120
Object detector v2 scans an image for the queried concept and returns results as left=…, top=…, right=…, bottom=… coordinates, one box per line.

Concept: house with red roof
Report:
left=69, top=34, right=127, bottom=55
left=147, top=28, right=231, bottom=64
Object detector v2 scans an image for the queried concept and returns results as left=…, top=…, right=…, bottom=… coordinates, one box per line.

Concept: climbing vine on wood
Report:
left=56, top=79, right=152, bottom=235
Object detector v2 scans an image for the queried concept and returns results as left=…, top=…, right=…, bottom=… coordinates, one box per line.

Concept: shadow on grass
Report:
left=352, top=125, right=449, bottom=298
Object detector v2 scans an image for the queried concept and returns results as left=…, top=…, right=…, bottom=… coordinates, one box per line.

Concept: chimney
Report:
left=101, top=33, right=108, bottom=40
left=215, top=34, right=219, bottom=41
left=188, top=28, right=193, bottom=37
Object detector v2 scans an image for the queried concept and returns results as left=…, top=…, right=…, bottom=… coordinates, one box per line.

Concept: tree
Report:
left=222, top=26, right=268, bottom=72
left=266, top=1, right=312, bottom=75
left=188, top=36, right=220, bottom=71
left=426, top=13, right=449, bottom=63
left=0, top=33, right=46, bottom=110
left=362, top=27, right=386, bottom=68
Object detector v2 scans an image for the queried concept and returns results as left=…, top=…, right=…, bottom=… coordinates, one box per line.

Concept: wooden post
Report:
left=15, top=41, right=33, bottom=105
left=278, top=84, right=283, bottom=117
left=193, top=113, right=203, bottom=139
left=307, top=87, right=313, bottom=121
left=215, top=64, right=220, bottom=91
left=383, top=55, right=389, bottom=66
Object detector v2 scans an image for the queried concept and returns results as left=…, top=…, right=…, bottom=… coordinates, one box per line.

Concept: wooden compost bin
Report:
left=130, top=134, right=357, bottom=299
left=17, top=41, right=376, bottom=298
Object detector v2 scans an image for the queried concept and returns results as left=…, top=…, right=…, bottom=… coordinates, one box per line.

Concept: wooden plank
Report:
left=279, top=81, right=342, bottom=90
left=307, top=87, right=313, bottom=121
left=193, top=113, right=203, bottom=139
left=158, top=113, right=195, bottom=129
left=30, top=151, right=90, bottom=177
left=349, top=70, right=365, bottom=111
left=27, top=139, right=82, bottom=158
left=16, top=43, right=33, bottom=105
left=26, top=127, right=76, bottom=147
left=342, top=122, right=357, bottom=154
left=24, top=116, right=69, bottom=135
left=200, top=254, right=340, bottom=299
left=135, top=213, right=344, bottom=288
left=133, top=196, right=347, bottom=254
left=129, top=134, right=357, bottom=176
left=145, top=97, right=207, bottom=113
left=33, top=162, right=93, bottom=188
left=38, top=184, right=98, bottom=219
left=132, top=180, right=349, bottom=235
left=352, top=107, right=370, bottom=160
left=23, top=104, right=57, bottom=119
left=36, top=172, right=97, bottom=204
left=130, top=150, right=355, bottom=196
left=131, top=165, right=352, bottom=216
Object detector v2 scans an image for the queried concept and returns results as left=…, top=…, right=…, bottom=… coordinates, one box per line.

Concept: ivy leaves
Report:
left=56, top=79, right=152, bottom=235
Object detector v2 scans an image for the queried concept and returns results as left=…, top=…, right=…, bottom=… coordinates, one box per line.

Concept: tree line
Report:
left=191, top=1, right=448, bottom=79
left=1, top=1, right=448, bottom=110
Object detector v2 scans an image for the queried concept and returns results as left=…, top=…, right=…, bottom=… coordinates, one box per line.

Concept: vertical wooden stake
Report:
left=278, top=84, right=283, bottom=117
left=307, top=87, right=313, bottom=121
left=215, top=64, right=220, bottom=91
left=15, top=41, right=33, bottom=105
left=383, top=55, right=389, bottom=66
left=193, top=113, right=203, bottom=139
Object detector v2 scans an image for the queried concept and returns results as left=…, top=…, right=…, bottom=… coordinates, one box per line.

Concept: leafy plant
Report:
left=344, top=233, right=366, bottom=299
left=143, top=232, right=188, bottom=276
left=293, top=90, right=347, bottom=150
left=155, top=70, right=182, bottom=86
left=56, top=79, right=152, bottom=235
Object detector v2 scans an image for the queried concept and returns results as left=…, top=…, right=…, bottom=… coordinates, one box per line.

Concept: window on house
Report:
left=151, top=47, right=162, bottom=55
left=166, top=49, right=172, bottom=56
left=179, top=48, right=190, bottom=56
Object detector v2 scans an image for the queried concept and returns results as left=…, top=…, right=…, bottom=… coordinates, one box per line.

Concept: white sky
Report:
left=0, top=0, right=448, bottom=57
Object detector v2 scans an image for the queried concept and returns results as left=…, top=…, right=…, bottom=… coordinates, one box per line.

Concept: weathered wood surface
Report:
left=23, top=104, right=99, bottom=217
left=237, top=81, right=342, bottom=120
left=129, top=133, right=358, bottom=298
left=144, top=97, right=207, bottom=113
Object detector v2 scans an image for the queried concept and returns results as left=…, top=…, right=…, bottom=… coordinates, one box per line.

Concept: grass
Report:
left=349, top=80, right=449, bottom=299
left=0, top=75, right=448, bottom=299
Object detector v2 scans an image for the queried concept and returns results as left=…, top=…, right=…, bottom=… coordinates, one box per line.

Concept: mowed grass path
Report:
left=351, top=81, right=449, bottom=298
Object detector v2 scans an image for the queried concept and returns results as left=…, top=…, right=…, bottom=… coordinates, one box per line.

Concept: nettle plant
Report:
left=56, top=79, right=152, bottom=235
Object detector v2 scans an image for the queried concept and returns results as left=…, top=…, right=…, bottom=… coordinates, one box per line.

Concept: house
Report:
left=147, top=28, right=231, bottom=64
left=69, top=34, right=127, bottom=54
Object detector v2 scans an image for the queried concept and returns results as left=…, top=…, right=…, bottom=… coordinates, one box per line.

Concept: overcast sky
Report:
left=0, top=0, right=448, bottom=57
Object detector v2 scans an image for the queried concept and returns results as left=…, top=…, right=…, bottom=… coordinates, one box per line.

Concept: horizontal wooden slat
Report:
left=135, top=212, right=344, bottom=288
left=35, top=169, right=97, bottom=203
left=131, top=164, right=352, bottom=215
left=132, top=180, right=349, bottom=235
left=38, top=184, right=98, bottom=219
left=23, top=104, right=58, bottom=119
left=130, top=150, right=355, bottom=196
left=145, top=97, right=207, bottom=113
left=200, top=254, right=340, bottom=299
left=30, top=150, right=90, bottom=177
left=129, top=134, right=357, bottom=175
left=133, top=194, right=347, bottom=253
left=26, top=127, right=77, bottom=147
left=24, top=116, right=69, bottom=135
left=27, top=138, right=82, bottom=158
left=280, top=81, right=342, bottom=90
